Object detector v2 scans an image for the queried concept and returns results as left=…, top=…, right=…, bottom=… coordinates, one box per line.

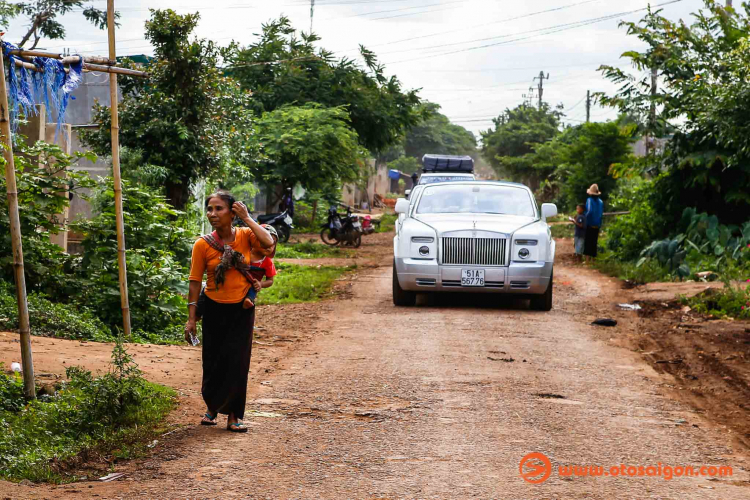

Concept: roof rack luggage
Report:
left=422, top=154, right=474, bottom=173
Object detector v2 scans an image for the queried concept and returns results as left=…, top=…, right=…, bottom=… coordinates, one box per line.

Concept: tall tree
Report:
left=598, top=0, right=750, bottom=222
left=253, top=103, right=364, bottom=195
left=0, top=1, right=117, bottom=49
left=403, top=102, right=477, bottom=160
left=480, top=103, right=562, bottom=188
left=81, top=9, right=257, bottom=210
left=228, top=17, right=424, bottom=154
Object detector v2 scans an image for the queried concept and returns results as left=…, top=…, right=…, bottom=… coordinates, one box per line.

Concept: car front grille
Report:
left=441, top=237, right=507, bottom=266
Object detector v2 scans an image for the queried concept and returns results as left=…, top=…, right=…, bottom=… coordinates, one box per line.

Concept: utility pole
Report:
left=533, top=71, right=549, bottom=110
left=586, top=90, right=591, bottom=123
left=310, top=0, right=315, bottom=33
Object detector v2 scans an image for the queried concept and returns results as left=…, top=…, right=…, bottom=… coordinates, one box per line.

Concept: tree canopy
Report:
left=253, top=103, right=364, bottom=194
left=228, top=17, right=424, bottom=154
left=81, top=9, right=258, bottom=210
left=480, top=103, right=562, bottom=188
left=403, top=102, right=477, bottom=160
left=0, top=0, right=117, bottom=49
left=598, top=0, right=750, bottom=222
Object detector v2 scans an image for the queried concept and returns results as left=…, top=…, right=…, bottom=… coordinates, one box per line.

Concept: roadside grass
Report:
left=257, top=262, right=352, bottom=305
left=376, top=212, right=398, bottom=233
left=590, top=250, right=671, bottom=284
left=550, top=223, right=575, bottom=239
left=0, top=340, right=176, bottom=483
left=0, top=282, right=112, bottom=342
left=274, top=240, right=354, bottom=259
left=681, top=281, right=750, bottom=320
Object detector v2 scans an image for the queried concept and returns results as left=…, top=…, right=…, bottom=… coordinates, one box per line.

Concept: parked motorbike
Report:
left=361, top=215, right=376, bottom=235
left=255, top=210, right=293, bottom=243
left=320, top=205, right=362, bottom=247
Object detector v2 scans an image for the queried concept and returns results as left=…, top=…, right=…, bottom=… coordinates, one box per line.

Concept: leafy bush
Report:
left=604, top=178, right=666, bottom=261
left=375, top=213, right=398, bottom=233
left=0, top=337, right=176, bottom=482
left=0, top=281, right=112, bottom=341
left=592, top=250, right=671, bottom=284
left=0, top=141, right=96, bottom=294
left=257, top=263, right=351, bottom=305
left=684, top=281, right=750, bottom=320
left=0, top=365, right=25, bottom=413
left=70, top=179, right=191, bottom=335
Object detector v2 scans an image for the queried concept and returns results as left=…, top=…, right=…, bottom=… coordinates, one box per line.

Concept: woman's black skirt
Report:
left=584, top=226, right=600, bottom=257
left=201, top=295, right=254, bottom=419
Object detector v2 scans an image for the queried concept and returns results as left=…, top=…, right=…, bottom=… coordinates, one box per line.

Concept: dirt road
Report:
left=3, top=236, right=750, bottom=498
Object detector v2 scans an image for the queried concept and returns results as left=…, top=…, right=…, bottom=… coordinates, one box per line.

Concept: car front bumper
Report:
left=395, top=258, right=552, bottom=294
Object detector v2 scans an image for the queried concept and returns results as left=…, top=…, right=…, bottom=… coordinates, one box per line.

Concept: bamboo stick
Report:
left=11, top=57, right=147, bottom=77
left=9, top=49, right=113, bottom=66
left=107, top=0, right=131, bottom=336
left=84, top=62, right=146, bottom=77
left=0, top=44, right=36, bottom=399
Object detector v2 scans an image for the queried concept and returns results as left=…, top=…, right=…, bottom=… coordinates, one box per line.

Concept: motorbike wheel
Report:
left=352, top=233, right=362, bottom=248
left=274, top=224, right=290, bottom=243
left=320, top=228, right=340, bottom=246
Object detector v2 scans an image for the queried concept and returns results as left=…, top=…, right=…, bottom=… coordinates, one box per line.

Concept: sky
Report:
left=4, top=0, right=706, bottom=137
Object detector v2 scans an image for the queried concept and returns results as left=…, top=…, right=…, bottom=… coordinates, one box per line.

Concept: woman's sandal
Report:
left=201, top=412, right=218, bottom=426
left=227, top=422, right=248, bottom=433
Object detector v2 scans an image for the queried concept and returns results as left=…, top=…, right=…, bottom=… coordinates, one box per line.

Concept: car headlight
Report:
left=518, top=248, right=530, bottom=259
left=515, top=239, right=538, bottom=246
left=412, top=237, right=434, bottom=243
left=419, top=246, right=430, bottom=256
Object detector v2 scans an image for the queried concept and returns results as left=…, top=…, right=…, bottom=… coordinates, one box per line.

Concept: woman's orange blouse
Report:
left=189, top=227, right=261, bottom=304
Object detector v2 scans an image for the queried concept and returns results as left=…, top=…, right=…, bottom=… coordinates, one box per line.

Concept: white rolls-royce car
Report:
left=392, top=181, right=557, bottom=310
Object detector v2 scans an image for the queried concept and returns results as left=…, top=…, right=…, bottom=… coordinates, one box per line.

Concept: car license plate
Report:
left=461, top=269, right=485, bottom=287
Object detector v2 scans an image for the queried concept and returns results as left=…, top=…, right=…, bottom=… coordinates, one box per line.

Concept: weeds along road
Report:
left=3, top=234, right=749, bottom=498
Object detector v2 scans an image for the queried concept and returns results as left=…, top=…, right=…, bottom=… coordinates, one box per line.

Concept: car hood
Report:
left=413, top=213, right=537, bottom=236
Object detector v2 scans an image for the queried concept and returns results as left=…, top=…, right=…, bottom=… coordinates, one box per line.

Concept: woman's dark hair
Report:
left=205, top=190, right=235, bottom=209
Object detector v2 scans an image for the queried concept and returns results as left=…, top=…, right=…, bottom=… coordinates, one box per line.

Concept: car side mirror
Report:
left=541, top=203, right=558, bottom=220
left=394, top=198, right=410, bottom=214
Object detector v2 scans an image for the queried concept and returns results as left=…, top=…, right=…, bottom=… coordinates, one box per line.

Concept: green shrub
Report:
left=0, top=337, right=176, bottom=482
left=0, top=366, right=25, bottom=413
left=70, top=179, right=191, bottom=336
left=257, top=263, right=350, bottom=305
left=0, top=281, right=112, bottom=341
left=375, top=213, right=398, bottom=233
left=550, top=223, right=575, bottom=239
left=684, top=281, right=750, bottom=319
left=592, top=250, right=671, bottom=284
left=0, top=141, right=96, bottom=294
left=604, top=178, right=665, bottom=261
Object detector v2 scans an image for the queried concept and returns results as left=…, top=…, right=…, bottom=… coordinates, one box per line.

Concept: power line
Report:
left=334, top=0, right=600, bottom=53
left=385, top=0, right=684, bottom=64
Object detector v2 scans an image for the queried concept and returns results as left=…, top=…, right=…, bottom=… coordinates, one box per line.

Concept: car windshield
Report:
left=419, top=175, right=474, bottom=185
left=416, top=184, right=536, bottom=217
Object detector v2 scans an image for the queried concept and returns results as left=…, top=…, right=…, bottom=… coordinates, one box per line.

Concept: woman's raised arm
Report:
left=232, top=201, right=274, bottom=248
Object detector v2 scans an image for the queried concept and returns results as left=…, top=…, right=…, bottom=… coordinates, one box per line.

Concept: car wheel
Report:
left=392, top=259, right=416, bottom=306
left=530, top=271, right=553, bottom=311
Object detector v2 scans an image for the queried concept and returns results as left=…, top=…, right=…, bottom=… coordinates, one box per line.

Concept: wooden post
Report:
left=107, top=0, right=131, bottom=335
left=0, top=43, right=36, bottom=398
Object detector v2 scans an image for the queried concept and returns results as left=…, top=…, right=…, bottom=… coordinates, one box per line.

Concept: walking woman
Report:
left=184, top=191, right=274, bottom=432
left=583, top=183, right=604, bottom=261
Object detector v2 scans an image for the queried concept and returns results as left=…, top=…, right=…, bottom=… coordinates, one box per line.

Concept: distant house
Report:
left=341, top=160, right=390, bottom=208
